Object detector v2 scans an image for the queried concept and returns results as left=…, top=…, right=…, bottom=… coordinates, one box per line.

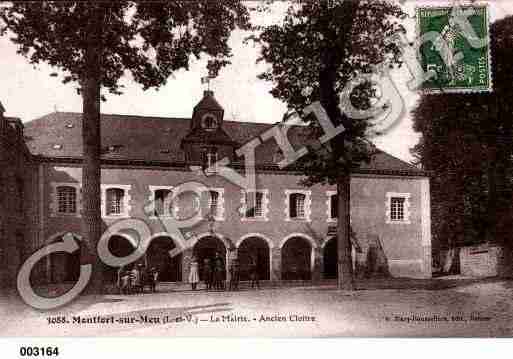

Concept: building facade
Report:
left=0, top=102, right=33, bottom=290
left=1, top=91, right=432, bottom=289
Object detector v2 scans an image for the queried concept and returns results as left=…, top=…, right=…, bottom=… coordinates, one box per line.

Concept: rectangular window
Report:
left=106, top=188, right=124, bottom=215
left=57, top=186, right=77, bottom=214
left=330, top=194, right=338, bottom=219
left=289, top=193, right=306, bottom=219
left=390, top=197, right=405, bottom=221
left=246, top=192, right=264, bottom=218
left=154, top=189, right=171, bottom=216
left=209, top=190, right=219, bottom=217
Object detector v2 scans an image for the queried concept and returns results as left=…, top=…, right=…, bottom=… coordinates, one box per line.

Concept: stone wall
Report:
left=460, top=244, right=513, bottom=278
left=25, top=163, right=432, bottom=283
left=0, top=107, right=32, bottom=291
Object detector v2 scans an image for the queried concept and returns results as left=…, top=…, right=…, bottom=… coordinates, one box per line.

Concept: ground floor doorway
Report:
left=238, top=236, right=270, bottom=281
left=146, top=236, right=182, bottom=282
left=193, top=236, right=227, bottom=280
left=281, top=236, right=312, bottom=280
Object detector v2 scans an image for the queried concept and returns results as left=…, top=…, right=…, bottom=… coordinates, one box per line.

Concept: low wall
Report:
left=459, top=244, right=513, bottom=278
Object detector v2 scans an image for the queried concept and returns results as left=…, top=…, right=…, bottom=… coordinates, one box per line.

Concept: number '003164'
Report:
left=19, top=347, right=59, bottom=357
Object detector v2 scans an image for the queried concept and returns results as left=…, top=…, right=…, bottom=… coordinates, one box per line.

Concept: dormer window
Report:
left=201, top=113, right=218, bottom=131
left=103, top=144, right=123, bottom=154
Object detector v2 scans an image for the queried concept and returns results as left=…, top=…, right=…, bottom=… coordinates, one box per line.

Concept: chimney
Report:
left=8, top=118, right=24, bottom=138
left=203, top=90, right=214, bottom=97
left=0, top=102, right=5, bottom=134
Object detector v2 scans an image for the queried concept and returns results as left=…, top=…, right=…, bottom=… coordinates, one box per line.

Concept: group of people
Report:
left=188, top=252, right=226, bottom=291
left=188, top=252, right=260, bottom=291
left=117, top=263, right=158, bottom=294
left=115, top=252, right=262, bottom=294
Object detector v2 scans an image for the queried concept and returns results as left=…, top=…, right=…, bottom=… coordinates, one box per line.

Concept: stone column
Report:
left=312, top=246, right=322, bottom=283
left=181, top=248, right=193, bottom=284
left=225, top=248, right=235, bottom=284
left=270, top=247, right=281, bottom=282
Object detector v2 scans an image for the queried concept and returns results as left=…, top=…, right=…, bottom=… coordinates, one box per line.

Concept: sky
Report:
left=1, top=0, right=513, bottom=162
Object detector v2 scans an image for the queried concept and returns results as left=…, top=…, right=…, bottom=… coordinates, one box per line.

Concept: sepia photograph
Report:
left=0, top=0, right=512, bottom=345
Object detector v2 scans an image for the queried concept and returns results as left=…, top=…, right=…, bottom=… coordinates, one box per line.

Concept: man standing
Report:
left=213, top=252, right=225, bottom=290
left=202, top=258, right=213, bottom=291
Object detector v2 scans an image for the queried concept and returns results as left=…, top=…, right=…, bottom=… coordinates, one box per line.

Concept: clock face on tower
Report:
left=201, top=113, right=218, bottom=131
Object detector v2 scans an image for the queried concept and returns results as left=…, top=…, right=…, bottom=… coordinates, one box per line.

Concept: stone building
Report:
left=0, top=102, right=33, bottom=291
left=1, top=91, right=432, bottom=288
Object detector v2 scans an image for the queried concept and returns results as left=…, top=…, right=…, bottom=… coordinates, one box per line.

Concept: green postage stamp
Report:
left=416, top=4, right=492, bottom=93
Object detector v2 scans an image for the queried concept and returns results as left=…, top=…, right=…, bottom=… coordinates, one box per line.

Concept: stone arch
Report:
left=321, top=236, right=358, bottom=278
left=189, top=232, right=232, bottom=253
left=280, top=234, right=316, bottom=281
left=146, top=232, right=182, bottom=282
left=237, top=234, right=271, bottom=281
left=103, top=233, right=140, bottom=283
left=43, top=232, right=83, bottom=284
left=279, top=233, right=318, bottom=250
left=236, top=233, right=274, bottom=249
left=46, top=231, right=83, bottom=244
left=192, top=232, right=229, bottom=281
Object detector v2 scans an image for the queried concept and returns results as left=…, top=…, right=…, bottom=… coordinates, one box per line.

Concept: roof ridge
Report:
left=373, top=145, right=418, bottom=169
left=28, top=111, right=279, bottom=127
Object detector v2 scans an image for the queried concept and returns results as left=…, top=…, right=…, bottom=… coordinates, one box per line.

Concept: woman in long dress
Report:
left=189, top=256, right=200, bottom=290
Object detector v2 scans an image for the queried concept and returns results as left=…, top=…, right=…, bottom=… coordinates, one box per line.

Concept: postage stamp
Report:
left=416, top=4, right=492, bottom=93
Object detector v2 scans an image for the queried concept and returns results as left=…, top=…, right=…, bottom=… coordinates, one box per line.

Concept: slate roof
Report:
left=181, top=126, right=238, bottom=146
left=193, top=91, right=224, bottom=112
left=23, top=111, right=425, bottom=176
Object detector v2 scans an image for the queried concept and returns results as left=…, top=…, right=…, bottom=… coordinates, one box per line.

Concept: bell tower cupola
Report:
left=191, top=90, right=225, bottom=131
left=181, top=91, right=237, bottom=164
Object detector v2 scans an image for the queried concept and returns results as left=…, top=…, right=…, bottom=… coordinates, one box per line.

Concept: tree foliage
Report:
left=253, top=0, right=406, bottom=185
left=254, top=0, right=406, bottom=289
left=0, top=1, right=250, bottom=94
left=412, top=16, right=513, bottom=249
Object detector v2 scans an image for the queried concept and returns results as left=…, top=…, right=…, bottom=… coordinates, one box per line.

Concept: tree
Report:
left=412, top=16, right=513, bottom=255
left=254, top=0, right=405, bottom=289
left=1, top=1, right=250, bottom=292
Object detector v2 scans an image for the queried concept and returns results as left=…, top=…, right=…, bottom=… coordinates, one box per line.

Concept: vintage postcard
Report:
left=0, top=0, right=512, bottom=349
